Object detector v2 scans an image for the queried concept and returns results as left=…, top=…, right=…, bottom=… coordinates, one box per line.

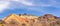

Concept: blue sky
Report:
left=0, top=0, right=60, bottom=19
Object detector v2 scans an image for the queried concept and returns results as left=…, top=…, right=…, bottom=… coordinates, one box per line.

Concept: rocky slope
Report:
left=1, top=14, right=60, bottom=26
left=33, top=14, right=60, bottom=26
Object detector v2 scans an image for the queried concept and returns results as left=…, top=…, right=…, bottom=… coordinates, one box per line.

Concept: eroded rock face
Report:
left=0, top=20, right=7, bottom=26
left=35, top=14, right=60, bottom=26
left=2, top=14, right=60, bottom=26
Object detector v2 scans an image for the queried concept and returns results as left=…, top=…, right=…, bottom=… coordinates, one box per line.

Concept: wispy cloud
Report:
left=0, top=0, right=60, bottom=13
left=0, top=0, right=34, bottom=13
left=11, top=0, right=34, bottom=6
left=0, top=0, right=60, bottom=18
left=0, top=0, right=10, bottom=12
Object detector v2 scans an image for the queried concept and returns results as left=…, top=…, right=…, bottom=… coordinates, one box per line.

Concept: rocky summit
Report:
left=0, top=13, right=60, bottom=26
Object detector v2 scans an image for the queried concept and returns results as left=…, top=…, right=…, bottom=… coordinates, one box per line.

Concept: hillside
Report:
left=0, top=14, right=60, bottom=26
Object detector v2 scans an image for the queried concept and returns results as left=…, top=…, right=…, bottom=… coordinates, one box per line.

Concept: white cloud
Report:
left=0, top=0, right=34, bottom=13
left=0, top=0, right=10, bottom=13
left=0, top=0, right=59, bottom=13
left=11, top=0, right=34, bottom=6
left=21, top=1, right=33, bottom=6
left=10, top=0, right=19, bottom=1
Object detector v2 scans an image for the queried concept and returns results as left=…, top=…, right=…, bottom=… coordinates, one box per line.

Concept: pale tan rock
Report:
left=1, top=13, right=60, bottom=26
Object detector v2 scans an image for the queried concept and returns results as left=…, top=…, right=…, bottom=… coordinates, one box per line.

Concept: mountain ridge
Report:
left=0, top=13, right=60, bottom=26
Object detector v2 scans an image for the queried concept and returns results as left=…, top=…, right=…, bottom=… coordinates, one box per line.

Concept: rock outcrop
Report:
left=1, top=13, right=60, bottom=26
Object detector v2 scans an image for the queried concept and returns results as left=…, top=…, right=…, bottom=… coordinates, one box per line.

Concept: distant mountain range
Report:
left=0, top=13, right=60, bottom=26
